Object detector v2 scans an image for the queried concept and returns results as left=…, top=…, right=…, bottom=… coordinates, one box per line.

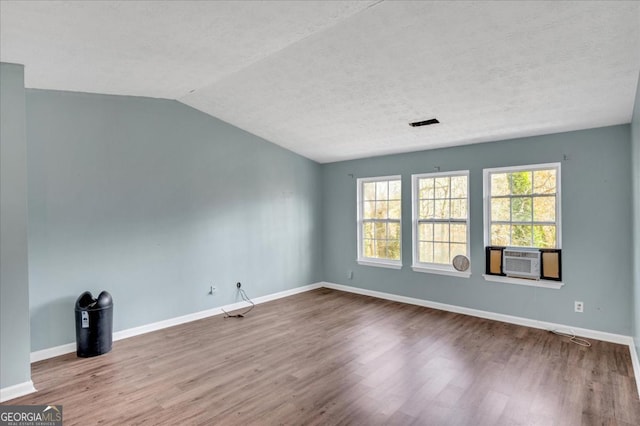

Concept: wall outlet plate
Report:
left=574, top=301, right=584, bottom=313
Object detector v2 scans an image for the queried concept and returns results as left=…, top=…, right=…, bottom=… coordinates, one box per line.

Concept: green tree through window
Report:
left=486, top=164, right=560, bottom=248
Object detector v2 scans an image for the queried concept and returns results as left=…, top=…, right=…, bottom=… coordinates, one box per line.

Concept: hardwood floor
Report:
left=4, top=288, right=640, bottom=425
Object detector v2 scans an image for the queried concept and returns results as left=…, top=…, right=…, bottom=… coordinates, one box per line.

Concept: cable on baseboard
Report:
left=551, top=329, right=591, bottom=347
left=221, top=288, right=255, bottom=318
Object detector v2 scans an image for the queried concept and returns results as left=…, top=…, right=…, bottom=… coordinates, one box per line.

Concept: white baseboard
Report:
left=27, top=280, right=640, bottom=400
left=112, top=282, right=323, bottom=341
left=320, top=282, right=633, bottom=345
left=0, top=380, right=36, bottom=403
left=31, top=282, right=323, bottom=363
left=31, top=343, right=76, bottom=363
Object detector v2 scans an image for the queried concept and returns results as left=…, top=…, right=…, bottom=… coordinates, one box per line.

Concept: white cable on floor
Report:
left=221, top=288, right=255, bottom=318
left=551, top=329, right=591, bottom=347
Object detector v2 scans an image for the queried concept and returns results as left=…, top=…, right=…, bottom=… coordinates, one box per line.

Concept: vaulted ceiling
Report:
left=1, top=1, right=639, bottom=163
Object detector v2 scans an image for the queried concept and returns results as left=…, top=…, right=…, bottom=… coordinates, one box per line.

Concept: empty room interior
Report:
left=2, top=1, right=640, bottom=424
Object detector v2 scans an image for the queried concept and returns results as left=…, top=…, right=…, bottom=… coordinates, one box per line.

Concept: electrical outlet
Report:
left=574, top=301, right=584, bottom=313
left=347, top=270, right=353, bottom=280
left=236, top=282, right=242, bottom=289
left=208, top=286, right=216, bottom=295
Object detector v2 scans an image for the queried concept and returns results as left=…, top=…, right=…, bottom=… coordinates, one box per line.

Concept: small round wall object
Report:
left=452, top=255, right=470, bottom=272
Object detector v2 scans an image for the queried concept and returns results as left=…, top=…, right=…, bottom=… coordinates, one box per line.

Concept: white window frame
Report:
left=356, top=175, right=402, bottom=269
left=482, top=163, right=563, bottom=289
left=411, top=170, right=471, bottom=278
left=483, top=162, right=561, bottom=249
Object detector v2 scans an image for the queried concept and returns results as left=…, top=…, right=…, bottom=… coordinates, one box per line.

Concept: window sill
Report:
left=357, top=259, right=402, bottom=270
left=482, top=274, right=564, bottom=289
left=412, top=265, right=471, bottom=278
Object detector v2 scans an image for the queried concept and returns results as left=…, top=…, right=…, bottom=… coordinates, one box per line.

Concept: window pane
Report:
left=413, top=172, right=469, bottom=267
left=434, top=223, right=449, bottom=242
left=491, top=224, right=510, bottom=246
left=363, top=222, right=374, bottom=239
left=363, top=201, right=375, bottom=219
left=487, top=165, right=559, bottom=251
left=363, top=182, right=376, bottom=201
left=533, top=196, right=555, bottom=222
left=533, top=225, right=556, bottom=248
left=451, top=199, right=467, bottom=220
left=533, top=169, right=556, bottom=194
left=418, top=223, right=433, bottom=241
left=491, top=197, right=510, bottom=221
left=511, top=225, right=532, bottom=247
left=434, top=199, right=450, bottom=219
left=450, top=224, right=467, bottom=243
left=375, top=201, right=388, bottom=219
left=375, top=181, right=388, bottom=200
left=419, top=241, right=433, bottom=263
left=387, top=239, right=401, bottom=260
left=451, top=176, right=467, bottom=198
left=510, top=171, right=532, bottom=195
left=389, top=180, right=401, bottom=200
left=388, top=200, right=401, bottom=220
left=450, top=243, right=466, bottom=262
left=376, top=239, right=388, bottom=258
left=419, top=200, right=434, bottom=219
left=388, top=222, right=400, bottom=240
left=511, top=197, right=532, bottom=222
left=419, top=178, right=435, bottom=199
left=491, top=173, right=509, bottom=196
left=359, top=177, right=402, bottom=262
left=434, top=242, right=449, bottom=264
left=434, top=177, right=450, bottom=199
left=364, top=239, right=375, bottom=257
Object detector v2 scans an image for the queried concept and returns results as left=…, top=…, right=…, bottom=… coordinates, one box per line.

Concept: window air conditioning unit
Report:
left=502, top=248, right=540, bottom=279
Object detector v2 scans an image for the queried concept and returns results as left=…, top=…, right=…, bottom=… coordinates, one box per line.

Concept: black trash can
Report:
left=74, top=290, right=113, bottom=357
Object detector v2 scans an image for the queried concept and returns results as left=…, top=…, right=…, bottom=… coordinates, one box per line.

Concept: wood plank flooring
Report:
left=4, top=288, right=640, bottom=425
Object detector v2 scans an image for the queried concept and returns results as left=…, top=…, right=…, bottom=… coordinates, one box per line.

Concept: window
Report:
left=357, top=176, right=402, bottom=269
left=411, top=171, right=470, bottom=277
left=484, top=163, right=561, bottom=249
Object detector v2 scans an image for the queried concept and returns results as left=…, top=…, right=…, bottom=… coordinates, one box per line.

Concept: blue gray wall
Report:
left=632, top=72, right=640, bottom=358
left=322, top=125, right=633, bottom=335
left=2, top=64, right=637, bottom=386
left=26, top=89, right=323, bottom=351
left=0, top=64, right=31, bottom=389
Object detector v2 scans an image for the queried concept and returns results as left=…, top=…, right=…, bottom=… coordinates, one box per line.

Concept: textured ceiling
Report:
left=1, top=1, right=639, bottom=163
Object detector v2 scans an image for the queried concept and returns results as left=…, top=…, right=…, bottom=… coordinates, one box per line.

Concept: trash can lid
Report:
left=96, top=291, right=113, bottom=308
left=75, top=291, right=96, bottom=310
